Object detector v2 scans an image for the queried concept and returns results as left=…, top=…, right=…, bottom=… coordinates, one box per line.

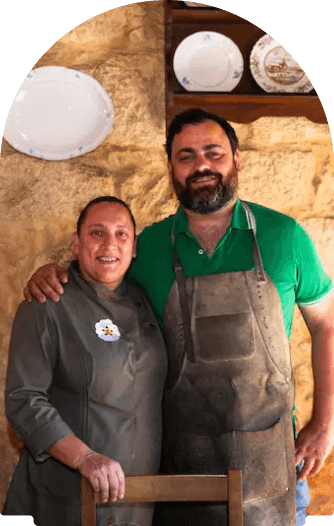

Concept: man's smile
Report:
left=190, top=175, right=218, bottom=187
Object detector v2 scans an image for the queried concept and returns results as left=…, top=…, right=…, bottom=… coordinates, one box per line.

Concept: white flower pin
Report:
left=95, top=318, right=121, bottom=342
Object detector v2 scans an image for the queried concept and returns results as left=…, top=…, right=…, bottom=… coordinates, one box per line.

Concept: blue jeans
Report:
left=296, top=462, right=310, bottom=526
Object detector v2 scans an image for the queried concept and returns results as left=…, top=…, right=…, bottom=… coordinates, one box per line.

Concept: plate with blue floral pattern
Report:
left=173, top=31, right=244, bottom=92
left=4, top=66, right=114, bottom=160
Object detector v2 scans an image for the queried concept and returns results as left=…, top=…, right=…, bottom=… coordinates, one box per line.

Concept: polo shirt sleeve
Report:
left=293, top=221, right=333, bottom=307
left=5, top=301, right=73, bottom=462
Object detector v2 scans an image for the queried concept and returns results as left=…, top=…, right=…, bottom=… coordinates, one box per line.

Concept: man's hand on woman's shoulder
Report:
left=24, top=264, right=69, bottom=303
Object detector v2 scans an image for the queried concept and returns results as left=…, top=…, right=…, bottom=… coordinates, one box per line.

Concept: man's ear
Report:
left=234, top=149, right=241, bottom=172
left=167, top=160, right=173, bottom=185
left=72, top=232, right=79, bottom=256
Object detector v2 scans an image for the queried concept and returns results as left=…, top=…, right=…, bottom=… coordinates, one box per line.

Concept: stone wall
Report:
left=0, top=0, right=333, bottom=516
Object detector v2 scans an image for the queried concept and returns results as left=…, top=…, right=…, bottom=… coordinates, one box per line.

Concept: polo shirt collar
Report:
left=231, top=199, right=253, bottom=230
left=173, top=199, right=252, bottom=238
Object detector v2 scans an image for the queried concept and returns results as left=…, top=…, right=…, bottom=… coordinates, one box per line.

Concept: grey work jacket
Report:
left=4, top=262, right=167, bottom=526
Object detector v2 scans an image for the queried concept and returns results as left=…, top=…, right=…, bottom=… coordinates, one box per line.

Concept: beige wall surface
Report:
left=0, top=0, right=333, bottom=516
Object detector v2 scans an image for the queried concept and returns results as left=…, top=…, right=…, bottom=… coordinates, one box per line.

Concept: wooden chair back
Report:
left=81, top=469, right=243, bottom=526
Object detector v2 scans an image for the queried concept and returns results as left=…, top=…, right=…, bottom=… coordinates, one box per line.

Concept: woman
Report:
left=3, top=196, right=167, bottom=526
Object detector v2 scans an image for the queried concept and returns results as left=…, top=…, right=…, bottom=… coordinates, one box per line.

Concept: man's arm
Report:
left=24, top=264, right=69, bottom=303
left=295, top=294, right=334, bottom=480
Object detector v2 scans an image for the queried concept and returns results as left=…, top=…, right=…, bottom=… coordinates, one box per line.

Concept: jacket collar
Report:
left=68, top=260, right=128, bottom=301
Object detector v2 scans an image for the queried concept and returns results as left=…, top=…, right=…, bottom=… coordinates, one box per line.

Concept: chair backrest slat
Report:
left=81, top=470, right=243, bottom=526
left=94, top=474, right=229, bottom=504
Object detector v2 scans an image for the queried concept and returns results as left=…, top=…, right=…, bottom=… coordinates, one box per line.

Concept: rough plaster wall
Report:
left=0, top=0, right=333, bottom=515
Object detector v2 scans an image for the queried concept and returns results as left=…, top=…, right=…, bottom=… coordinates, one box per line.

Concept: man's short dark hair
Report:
left=76, top=196, right=136, bottom=236
left=166, top=108, right=239, bottom=161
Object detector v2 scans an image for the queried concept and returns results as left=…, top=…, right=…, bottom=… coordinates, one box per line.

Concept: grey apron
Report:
left=159, top=202, right=296, bottom=526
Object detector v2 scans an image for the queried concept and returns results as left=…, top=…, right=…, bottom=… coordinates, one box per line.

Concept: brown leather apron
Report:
left=160, top=202, right=296, bottom=526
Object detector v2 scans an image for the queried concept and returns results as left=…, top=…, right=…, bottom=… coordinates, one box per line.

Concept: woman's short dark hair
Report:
left=165, top=108, right=239, bottom=161
left=76, top=196, right=136, bottom=235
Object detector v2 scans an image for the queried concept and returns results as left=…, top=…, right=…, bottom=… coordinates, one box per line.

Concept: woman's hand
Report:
left=24, top=264, right=68, bottom=303
left=77, top=451, right=125, bottom=503
left=48, top=434, right=125, bottom=503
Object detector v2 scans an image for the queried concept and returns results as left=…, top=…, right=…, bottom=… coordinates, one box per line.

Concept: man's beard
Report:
left=172, top=166, right=238, bottom=214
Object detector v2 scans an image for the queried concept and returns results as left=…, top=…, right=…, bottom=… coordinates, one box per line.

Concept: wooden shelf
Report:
left=168, top=93, right=326, bottom=124
left=165, top=1, right=327, bottom=127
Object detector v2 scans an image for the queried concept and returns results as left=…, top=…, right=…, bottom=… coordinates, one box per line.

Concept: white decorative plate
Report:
left=249, top=34, right=313, bottom=93
left=4, top=66, right=114, bottom=160
left=173, top=31, right=244, bottom=92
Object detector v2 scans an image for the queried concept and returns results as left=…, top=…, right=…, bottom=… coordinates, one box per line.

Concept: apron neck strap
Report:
left=241, top=201, right=266, bottom=283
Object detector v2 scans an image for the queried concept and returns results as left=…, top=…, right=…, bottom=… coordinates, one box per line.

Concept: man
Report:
left=24, top=109, right=333, bottom=526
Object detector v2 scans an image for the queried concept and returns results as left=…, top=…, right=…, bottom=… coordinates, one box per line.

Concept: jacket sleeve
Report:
left=5, top=300, right=73, bottom=462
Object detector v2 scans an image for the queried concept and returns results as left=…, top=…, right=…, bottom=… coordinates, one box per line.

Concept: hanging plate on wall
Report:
left=250, top=34, right=313, bottom=93
left=3, top=66, right=114, bottom=161
left=173, top=31, right=244, bottom=92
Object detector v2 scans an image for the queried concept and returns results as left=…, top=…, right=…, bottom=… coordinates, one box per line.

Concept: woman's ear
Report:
left=72, top=232, right=79, bottom=256
left=132, top=236, right=137, bottom=259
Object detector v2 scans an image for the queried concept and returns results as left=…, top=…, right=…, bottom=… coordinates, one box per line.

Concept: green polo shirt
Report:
left=127, top=199, right=332, bottom=334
